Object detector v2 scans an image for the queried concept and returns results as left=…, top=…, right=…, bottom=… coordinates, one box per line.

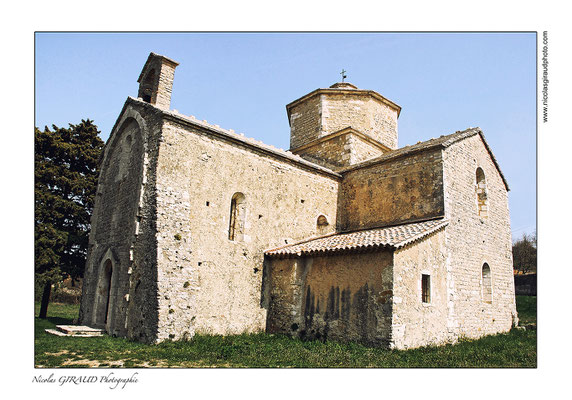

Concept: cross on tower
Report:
left=340, top=69, right=347, bottom=82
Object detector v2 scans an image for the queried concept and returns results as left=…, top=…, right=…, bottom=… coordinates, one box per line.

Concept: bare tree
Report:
left=512, top=231, right=537, bottom=275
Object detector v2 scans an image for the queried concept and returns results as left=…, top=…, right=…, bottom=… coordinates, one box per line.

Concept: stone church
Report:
left=79, top=52, right=518, bottom=349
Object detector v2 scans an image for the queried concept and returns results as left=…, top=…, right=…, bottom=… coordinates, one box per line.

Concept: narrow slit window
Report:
left=482, top=263, right=492, bottom=303
left=422, top=274, right=431, bottom=303
left=228, top=192, right=246, bottom=241
left=139, top=69, right=156, bottom=104
left=476, top=167, right=488, bottom=218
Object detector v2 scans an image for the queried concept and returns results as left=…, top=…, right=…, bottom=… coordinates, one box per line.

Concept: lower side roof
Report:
left=265, top=218, right=448, bottom=258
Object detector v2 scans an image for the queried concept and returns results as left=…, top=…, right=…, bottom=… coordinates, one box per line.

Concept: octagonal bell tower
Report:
left=286, top=82, right=401, bottom=169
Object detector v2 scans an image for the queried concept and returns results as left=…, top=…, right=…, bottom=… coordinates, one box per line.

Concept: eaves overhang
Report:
left=285, top=87, right=402, bottom=125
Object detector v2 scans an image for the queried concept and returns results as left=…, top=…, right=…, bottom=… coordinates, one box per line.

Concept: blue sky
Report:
left=35, top=32, right=536, bottom=239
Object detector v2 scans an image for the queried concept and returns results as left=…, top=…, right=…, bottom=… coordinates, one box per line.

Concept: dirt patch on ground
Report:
left=62, top=359, right=125, bottom=367
left=44, top=350, right=70, bottom=356
left=59, top=358, right=174, bottom=368
left=38, top=352, right=229, bottom=368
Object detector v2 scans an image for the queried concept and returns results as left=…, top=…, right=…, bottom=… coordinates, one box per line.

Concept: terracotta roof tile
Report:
left=265, top=219, right=448, bottom=258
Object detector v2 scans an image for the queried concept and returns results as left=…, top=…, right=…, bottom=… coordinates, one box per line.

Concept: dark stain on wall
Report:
left=304, top=286, right=315, bottom=330
left=302, top=283, right=381, bottom=344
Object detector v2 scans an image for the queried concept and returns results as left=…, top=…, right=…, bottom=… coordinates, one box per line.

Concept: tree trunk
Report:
left=39, top=282, right=51, bottom=319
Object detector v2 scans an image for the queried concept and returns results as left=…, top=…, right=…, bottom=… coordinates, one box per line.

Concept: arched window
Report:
left=117, top=134, right=132, bottom=180
left=140, top=69, right=156, bottom=103
left=228, top=192, right=246, bottom=241
left=476, top=167, right=488, bottom=218
left=481, top=263, right=492, bottom=303
left=316, top=214, right=329, bottom=235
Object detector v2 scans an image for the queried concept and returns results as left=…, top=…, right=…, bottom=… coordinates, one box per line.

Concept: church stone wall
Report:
left=263, top=257, right=302, bottom=334
left=152, top=117, right=339, bottom=341
left=338, top=148, right=445, bottom=231
left=296, top=133, right=349, bottom=169
left=442, top=135, right=517, bottom=339
left=265, top=251, right=394, bottom=346
left=348, top=134, right=387, bottom=164
left=295, top=132, right=386, bottom=170
left=80, top=101, right=164, bottom=342
left=391, top=229, right=449, bottom=349
left=289, top=94, right=322, bottom=150
left=122, top=105, right=165, bottom=343
left=321, top=94, right=398, bottom=150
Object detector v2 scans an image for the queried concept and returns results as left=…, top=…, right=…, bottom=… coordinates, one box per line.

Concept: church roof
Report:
left=339, top=127, right=509, bottom=190
left=265, top=218, right=448, bottom=258
left=123, top=97, right=342, bottom=180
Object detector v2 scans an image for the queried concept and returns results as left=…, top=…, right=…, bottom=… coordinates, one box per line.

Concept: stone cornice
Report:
left=290, top=126, right=392, bottom=154
left=285, top=87, right=402, bottom=122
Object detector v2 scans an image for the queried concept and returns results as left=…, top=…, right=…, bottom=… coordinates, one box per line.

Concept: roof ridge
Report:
left=338, top=127, right=481, bottom=173
left=125, top=96, right=342, bottom=179
left=336, top=216, right=446, bottom=235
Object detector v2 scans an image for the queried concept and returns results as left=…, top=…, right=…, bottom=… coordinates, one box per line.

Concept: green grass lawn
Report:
left=514, top=295, right=537, bottom=325
left=34, top=296, right=536, bottom=368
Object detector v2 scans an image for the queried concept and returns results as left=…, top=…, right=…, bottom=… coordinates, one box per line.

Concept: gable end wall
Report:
left=80, top=102, right=164, bottom=343
left=442, top=135, right=517, bottom=338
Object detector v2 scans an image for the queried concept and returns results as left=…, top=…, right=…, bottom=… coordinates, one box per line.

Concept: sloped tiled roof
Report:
left=265, top=219, right=448, bottom=258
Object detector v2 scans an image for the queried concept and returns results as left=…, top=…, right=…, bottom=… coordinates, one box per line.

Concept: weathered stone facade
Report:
left=338, top=147, right=445, bottom=231
left=441, top=134, right=517, bottom=339
left=80, top=52, right=517, bottom=348
left=265, top=250, right=394, bottom=346
left=392, top=228, right=449, bottom=348
left=80, top=101, right=165, bottom=341
left=153, top=117, right=339, bottom=341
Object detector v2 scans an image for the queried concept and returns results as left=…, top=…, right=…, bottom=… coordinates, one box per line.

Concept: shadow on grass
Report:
left=35, top=300, right=537, bottom=368
left=42, top=316, right=74, bottom=326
